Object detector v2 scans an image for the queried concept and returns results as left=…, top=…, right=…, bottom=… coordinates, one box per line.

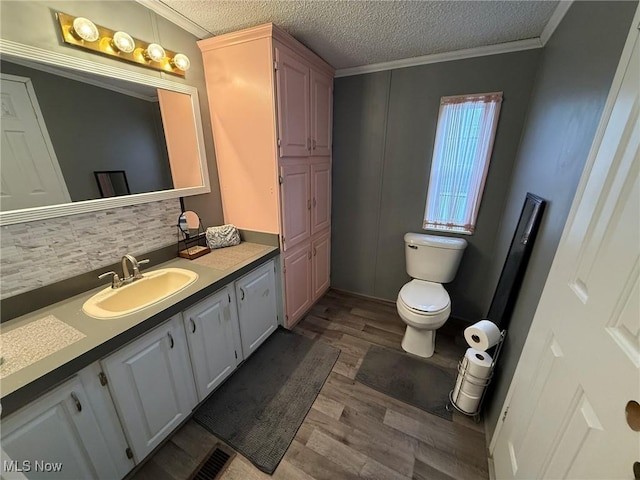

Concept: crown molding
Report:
left=335, top=38, right=542, bottom=78
left=136, top=0, right=212, bottom=39
left=540, top=1, right=574, bottom=46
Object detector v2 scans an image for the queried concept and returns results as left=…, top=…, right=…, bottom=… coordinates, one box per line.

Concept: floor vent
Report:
left=189, top=443, right=235, bottom=480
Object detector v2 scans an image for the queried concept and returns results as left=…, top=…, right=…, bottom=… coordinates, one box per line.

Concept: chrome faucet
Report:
left=121, top=254, right=150, bottom=284
left=98, top=254, right=149, bottom=288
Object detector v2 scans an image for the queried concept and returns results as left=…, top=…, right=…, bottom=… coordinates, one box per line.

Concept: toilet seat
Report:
left=398, top=280, right=450, bottom=315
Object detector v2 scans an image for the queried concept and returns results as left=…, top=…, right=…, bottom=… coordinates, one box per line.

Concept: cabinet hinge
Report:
left=283, top=266, right=286, bottom=274
left=126, top=447, right=134, bottom=460
left=282, top=237, right=285, bottom=243
left=228, top=293, right=231, bottom=303
left=502, top=406, right=509, bottom=422
left=278, top=174, right=283, bottom=184
left=277, top=138, right=281, bottom=147
left=98, top=371, right=108, bottom=386
left=235, top=350, right=238, bottom=359
left=274, top=60, right=278, bottom=70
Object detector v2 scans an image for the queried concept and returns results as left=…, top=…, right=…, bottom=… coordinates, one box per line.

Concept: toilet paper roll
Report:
left=464, top=320, right=501, bottom=351
left=464, top=348, right=493, bottom=379
left=453, top=389, right=482, bottom=414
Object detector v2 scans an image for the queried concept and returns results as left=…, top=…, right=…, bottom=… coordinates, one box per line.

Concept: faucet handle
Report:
left=134, top=259, right=150, bottom=279
left=98, top=271, right=122, bottom=288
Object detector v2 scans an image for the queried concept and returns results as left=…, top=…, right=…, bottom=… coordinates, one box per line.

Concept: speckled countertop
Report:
left=0, top=242, right=279, bottom=417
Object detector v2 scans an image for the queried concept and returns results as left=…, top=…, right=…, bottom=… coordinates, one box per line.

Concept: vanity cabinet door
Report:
left=311, top=161, right=331, bottom=235
left=310, top=68, right=333, bottom=157
left=100, top=315, right=197, bottom=462
left=280, top=163, right=311, bottom=250
left=275, top=45, right=310, bottom=158
left=183, top=286, right=241, bottom=402
left=1, top=376, right=124, bottom=479
left=235, top=260, right=278, bottom=357
left=312, top=231, right=331, bottom=301
left=283, top=243, right=313, bottom=327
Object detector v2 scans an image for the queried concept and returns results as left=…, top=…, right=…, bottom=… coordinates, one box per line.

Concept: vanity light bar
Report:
left=56, top=12, right=190, bottom=77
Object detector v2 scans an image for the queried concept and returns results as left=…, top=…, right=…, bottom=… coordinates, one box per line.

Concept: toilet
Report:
left=397, top=233, right=467, bottom=358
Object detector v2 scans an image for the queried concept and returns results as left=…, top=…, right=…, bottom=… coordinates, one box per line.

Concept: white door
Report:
left=235, top=260, right=278, bottom=357
left=183, top=286, right=240, bottom=402
left=1, top=376, right=123, bottom=479
left=0, top=75, right=70, bottom=211
left=311, top=160, right=331, bottom=235
left=310, top=68, right=333, bottom=157
left=275, top=46, right=310, bottom=158
left=101, top=315, right=197, bottom=462
left=280, top=163, right=311, bottom=250
left=491, top=16, right=640, bottom=480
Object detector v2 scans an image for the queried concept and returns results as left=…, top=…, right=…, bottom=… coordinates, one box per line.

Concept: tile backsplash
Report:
left=1, top=199, right=181, bottom=299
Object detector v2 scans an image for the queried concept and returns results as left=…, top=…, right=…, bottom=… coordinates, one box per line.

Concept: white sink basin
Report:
left=83, top=268, right=198, bottom=319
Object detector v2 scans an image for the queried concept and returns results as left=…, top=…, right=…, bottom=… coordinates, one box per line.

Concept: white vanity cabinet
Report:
left=1, top=374, right=131, bottom=479
left=183, top=285, right=243, bottom=402
left=100, top=314, right=197, bottom=462
left=235, top=260, right=278, bottom=357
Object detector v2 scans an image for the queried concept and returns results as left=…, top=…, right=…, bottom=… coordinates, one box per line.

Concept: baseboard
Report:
left=328, top=287, right=397, bottom=307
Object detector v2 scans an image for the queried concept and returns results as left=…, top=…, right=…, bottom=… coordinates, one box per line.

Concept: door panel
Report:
left=1, top=76, right=70, bottom=210
left=275, top=47, right=310, bottom=157
left=311, top=161, right=331, bottom=234
left=1, top=377, right=121, bottom=479
left=183, top=287, right=238, bottom=402
left=312, top=232, right=331, bottom=300
left=310, top=69, right=333, bottom=157
left=492, top=23, right=640, bottom=480
left=284, top=244, right=312, bottom=327
left=101, top=316, right=196, bottom=461
left=236, top=260, right=278, bottom=356
left=280, top=163, right=311, bottom=249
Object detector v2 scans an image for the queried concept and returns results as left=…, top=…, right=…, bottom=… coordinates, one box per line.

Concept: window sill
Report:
left=422, top=226, right=473, bottom=236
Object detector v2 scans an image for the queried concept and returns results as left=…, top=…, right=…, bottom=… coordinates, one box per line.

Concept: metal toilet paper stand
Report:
left=447, top=329, right=507, bottom=422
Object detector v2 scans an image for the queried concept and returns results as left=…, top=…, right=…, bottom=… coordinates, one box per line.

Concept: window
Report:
left=423, top=92, right=502, bottom=234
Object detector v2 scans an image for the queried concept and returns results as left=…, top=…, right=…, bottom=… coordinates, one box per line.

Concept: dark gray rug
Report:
left=193, top=328, right=340, bottom=474
left=356, top=345, right=455, bottom=421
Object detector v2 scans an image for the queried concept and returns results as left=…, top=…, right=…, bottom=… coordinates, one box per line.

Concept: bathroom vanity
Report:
left=0, top=244, right=280, bottom=478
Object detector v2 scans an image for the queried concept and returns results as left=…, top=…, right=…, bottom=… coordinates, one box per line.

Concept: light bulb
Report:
left=172, top=53, right=190, bottom=71
left=145, top=43, right=166, bottom=62
left=72, top=17, right=99, bottom=42
left=112, top=31, right=135, bottom=53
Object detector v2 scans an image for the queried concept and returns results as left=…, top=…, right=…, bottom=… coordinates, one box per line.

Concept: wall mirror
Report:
left=0, top=39, right=210, bottom=226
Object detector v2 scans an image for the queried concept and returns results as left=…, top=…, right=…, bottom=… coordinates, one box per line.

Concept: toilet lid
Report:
left=399, top=280, right=450, bottom=314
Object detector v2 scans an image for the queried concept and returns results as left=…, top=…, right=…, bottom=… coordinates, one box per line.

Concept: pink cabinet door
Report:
left=284, top=244, right=312, bottom=327
left=275, top=46, right=310, bottom=158
left=310, top=69, right=333, bottom=157
left=280, top=163, right=311, bottom=250
left=312, top=232, right=331, bottom=300
left=311, top=161, right=331, bottom=235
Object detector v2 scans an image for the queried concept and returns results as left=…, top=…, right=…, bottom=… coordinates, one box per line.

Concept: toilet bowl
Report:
left=397, top=233, right=467, bottom=358
left=397, top=280, right=451, bottom=357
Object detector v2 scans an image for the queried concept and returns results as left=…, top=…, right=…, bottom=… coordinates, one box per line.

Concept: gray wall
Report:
left=0, top=0, right=224, bottom=227
left=2, top=60, right=173, bottom=201
left=332, top=50, right=541, bottom=321
left=484, top=0, right=637, bottom=437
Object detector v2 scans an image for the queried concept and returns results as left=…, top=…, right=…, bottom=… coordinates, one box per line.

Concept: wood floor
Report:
left=132, top=289, right=489, bottom=480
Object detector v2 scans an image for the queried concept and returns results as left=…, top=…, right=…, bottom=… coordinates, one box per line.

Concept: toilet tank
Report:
left=404, top=233, right=467, bottom=283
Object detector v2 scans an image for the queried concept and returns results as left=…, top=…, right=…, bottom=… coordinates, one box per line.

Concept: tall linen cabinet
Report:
left=198, top=24, right=334, bottom=327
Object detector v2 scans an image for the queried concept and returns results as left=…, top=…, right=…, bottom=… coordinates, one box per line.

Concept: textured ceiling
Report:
left=160, top=0, right=559, bottom=69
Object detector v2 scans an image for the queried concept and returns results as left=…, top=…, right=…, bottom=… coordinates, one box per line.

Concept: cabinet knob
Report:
left=307, top=199, right=311, bottom=210
left=190, top=318, right=196, bottom=333
left=313, top=247, right=317, bottom=257
left=240, top=287, right=245, bottom=301
left=167, top=332, right=174, bottom=349
left=312, top=139, right=317, bottom=150
left=313, top=197, right=317, bottom=208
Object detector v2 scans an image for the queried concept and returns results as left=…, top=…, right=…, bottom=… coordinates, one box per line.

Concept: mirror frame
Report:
left=0, top=39, right=211, bottom=226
